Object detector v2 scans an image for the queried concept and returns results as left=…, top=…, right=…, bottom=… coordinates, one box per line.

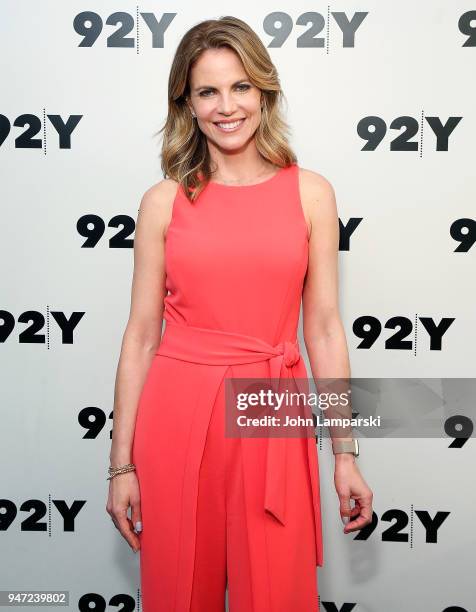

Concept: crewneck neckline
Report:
left=208, top=165, right=287, bottom=189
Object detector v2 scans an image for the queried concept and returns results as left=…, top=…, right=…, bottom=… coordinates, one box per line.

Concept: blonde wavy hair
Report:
left=157, top=15, right=297, bottom=202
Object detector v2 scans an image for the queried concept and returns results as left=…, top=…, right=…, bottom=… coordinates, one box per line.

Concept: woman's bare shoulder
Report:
left=297, top=167, right=335, bottom=200
left=139, top=178, right=180, bottom=212
left=137, top=178, right=180, bottom=237
left=297, top=168, right=338, bottom=238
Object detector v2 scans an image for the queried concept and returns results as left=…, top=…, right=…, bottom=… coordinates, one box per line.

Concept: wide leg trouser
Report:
left=133, top=356, right=320, bottom=612
left=189, top=377, right=319, bottom=612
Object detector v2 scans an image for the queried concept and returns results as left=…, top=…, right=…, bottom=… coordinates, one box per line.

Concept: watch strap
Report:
left=332, top=439, right=359, bottom=456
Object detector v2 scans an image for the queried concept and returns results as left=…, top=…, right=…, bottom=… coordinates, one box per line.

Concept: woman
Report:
left=106, top=15, right=373, bottom=612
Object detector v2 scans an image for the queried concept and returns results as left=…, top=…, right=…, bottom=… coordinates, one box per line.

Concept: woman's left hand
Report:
left=334, top=455, right=373, bottom=533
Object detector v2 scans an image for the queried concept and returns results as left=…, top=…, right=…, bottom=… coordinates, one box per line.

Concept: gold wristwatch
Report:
left=332, top=439, right=359, bottom=457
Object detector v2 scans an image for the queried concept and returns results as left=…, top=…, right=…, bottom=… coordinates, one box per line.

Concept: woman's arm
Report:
left=300, top=168, right=352, bottom=441
left=109, top=179, right=178, bottom=467
left=299, top=168, right=373, bottom=532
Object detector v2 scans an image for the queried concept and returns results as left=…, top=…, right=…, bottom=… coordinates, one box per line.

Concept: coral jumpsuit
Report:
left=132, top=162, right=324, bottom=611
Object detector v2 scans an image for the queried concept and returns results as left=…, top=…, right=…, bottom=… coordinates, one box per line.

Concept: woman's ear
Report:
left=185, top=96, right=196, bottom=117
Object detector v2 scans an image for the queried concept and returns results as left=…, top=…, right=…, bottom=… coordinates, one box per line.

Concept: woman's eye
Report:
left=199, top=84, right=250, bottom=97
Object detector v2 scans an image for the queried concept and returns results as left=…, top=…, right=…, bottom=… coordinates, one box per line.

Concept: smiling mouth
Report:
left=214, top=119, right=246, bottom=131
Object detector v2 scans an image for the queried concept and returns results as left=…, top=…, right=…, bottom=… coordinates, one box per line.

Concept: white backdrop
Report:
left=1, top=1, right=475, bottom=610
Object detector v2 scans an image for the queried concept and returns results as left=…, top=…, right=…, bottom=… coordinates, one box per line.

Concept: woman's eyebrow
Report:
left=193, top=80, right=249, bottom=92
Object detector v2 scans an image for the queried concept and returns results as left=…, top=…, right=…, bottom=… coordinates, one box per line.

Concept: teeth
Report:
left=216, top=119, right=244, bottom=129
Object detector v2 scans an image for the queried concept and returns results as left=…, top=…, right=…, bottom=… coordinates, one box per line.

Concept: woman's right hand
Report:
left=106, top=471, right=142, bottom=552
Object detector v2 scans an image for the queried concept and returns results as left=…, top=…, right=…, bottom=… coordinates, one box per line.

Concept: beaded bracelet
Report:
left=107, top=463, right=136, bottom=481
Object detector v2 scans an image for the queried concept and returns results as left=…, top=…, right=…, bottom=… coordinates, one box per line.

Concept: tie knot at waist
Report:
left=156, top=320, right=302, bottom=374
left=280, top=340, right=301, bottom=368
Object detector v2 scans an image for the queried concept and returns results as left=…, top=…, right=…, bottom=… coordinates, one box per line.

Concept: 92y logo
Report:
left=73, top=11, right=176, bottom=48
left=353, top=316, right=455, bottom=352
left=357, top=115, right=462, bottom=153
left=0, top=498, right=86, bottom=532
left=0, top=113, right=82, bottom=150
left=263, top=11, right=368, bottom=47
left=355, top=508, right=450, bottom=544
left=0, top=309, right=85, bottom=346
left=77, top=214, right=135, bottom=248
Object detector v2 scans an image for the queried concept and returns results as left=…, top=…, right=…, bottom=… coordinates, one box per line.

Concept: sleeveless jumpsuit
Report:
left=132, top=163, right=324, bottom=612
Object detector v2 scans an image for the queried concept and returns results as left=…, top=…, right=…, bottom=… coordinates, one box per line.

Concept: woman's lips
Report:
left=213, top=118, right=246, bottom=133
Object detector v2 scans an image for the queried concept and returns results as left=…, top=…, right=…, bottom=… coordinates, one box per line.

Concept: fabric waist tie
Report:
left=155, top=319, right=323, bottom=568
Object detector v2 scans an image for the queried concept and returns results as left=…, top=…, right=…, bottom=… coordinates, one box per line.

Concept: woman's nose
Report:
left=217, top=94, right=238, bottom=115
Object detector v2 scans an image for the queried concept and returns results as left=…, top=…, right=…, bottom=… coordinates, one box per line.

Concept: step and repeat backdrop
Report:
left=1, top=1, right=475, bottom=610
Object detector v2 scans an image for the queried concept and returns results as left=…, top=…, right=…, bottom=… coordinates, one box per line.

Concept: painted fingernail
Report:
left=134, top=521, right=142, bottom=533
left=342, top=516, right=349, bottom=525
